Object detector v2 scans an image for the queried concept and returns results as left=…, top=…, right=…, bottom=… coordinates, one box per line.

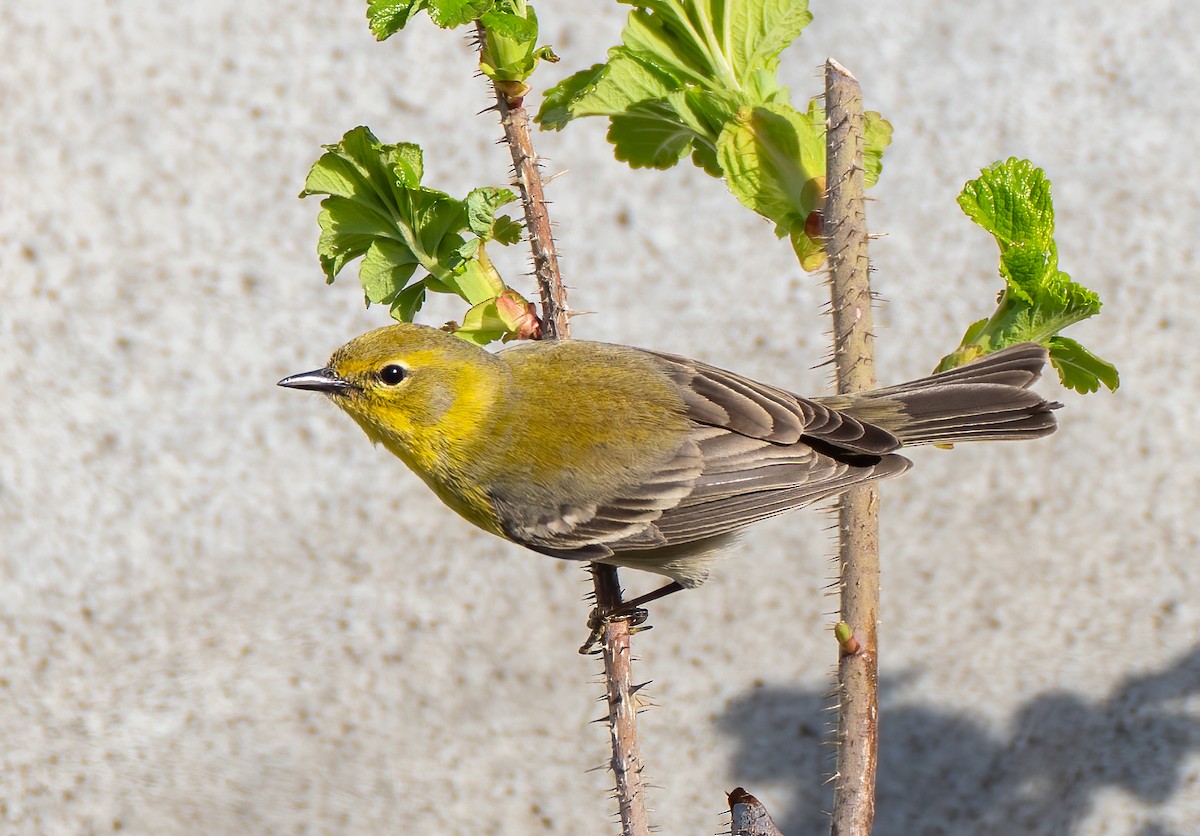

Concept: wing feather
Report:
left=493, top=347, right=910, bottom=572
left=647, top=349, right=900, bottom=454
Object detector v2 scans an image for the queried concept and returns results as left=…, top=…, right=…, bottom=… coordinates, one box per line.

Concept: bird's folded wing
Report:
left=494, top=351, right=911, bottom=561
left=644, top=349, right=901, bottom=455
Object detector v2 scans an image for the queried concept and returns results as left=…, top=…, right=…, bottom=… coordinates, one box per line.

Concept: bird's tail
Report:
left=822, top=343, right=1061, bottom=446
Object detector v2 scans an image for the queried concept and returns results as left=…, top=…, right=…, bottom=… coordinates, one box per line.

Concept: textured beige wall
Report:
left=3, top=1, right=1197, bottom=833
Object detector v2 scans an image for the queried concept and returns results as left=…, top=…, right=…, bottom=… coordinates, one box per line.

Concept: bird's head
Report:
left=278, top=323, right=505, bottom=454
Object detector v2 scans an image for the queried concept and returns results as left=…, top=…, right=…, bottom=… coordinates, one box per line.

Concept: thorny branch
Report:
left=824, top=58, right=881, bottom=836
left=476, top=23, right=651, bottom=836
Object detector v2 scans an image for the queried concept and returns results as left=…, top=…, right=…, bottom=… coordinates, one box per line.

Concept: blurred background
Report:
left=2, top=1, right=1197, bottom=833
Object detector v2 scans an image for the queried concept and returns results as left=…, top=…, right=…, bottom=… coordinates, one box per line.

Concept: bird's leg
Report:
left=578, top=581, right=685, bottom=654
left=618, top=581, right=685, bottom=613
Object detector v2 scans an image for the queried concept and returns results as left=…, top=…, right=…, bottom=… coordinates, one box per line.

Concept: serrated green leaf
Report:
left=360, top=240, right=421, bottom=303
left=301, top=128, right=530, bottom=345
left=863, top=111, right=893, bottom=188
left=690, top=143, right=721, bottom=178
left=403, top=190, right=468, bottom=258
left=367, top=0, right=428, bottom=40
left=1001, top=273, right=1102, bottom=345
left=312, top=195, right=400, bottom=282
left=943, top=158, right=1117, bottom=392
left=465, top=186, right=517, bottom=239
left=537, top=64, right=609, bottom=130
left=730, top=0, right=813, bottom=77
left=534, top=0, right=818, bottom=139
left=1042, top=270, right=1101, bottom=322
left=538, top=55, right=678, bottom=128
left=958, top=157, right=1055, bottom=250
left=1048, top=336, right=1119, bottom=393
left=366, top=0, right=492, bottom=37
left=608, top=100, right=700, bottom=169
left=304, top=127, right=395, bottom=210
left=391, top=280, right=428, bottom=321
left=428, top=0, right=493, bottom=28
left=621, top=5, right=719, bottom=89
left=717, top=102, right=824, bottom=237
left=386, top=142, right=424, bottom=188
left=479, top=8, right=535, bottom=40
left=302, top=128, right=524, bottom=336
left=492, top=215, right=523, bottom=245
left=670, top=88, right=743, bottom=143
left=998, top=246, right=1051, bottom=305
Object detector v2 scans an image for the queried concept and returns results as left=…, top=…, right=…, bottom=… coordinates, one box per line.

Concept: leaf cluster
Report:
left=301, top=126, right=538, bottom=344
left=937, top=158, right=1118, bottom=393
left=535, top=0, right=891, bottom=270
left=367, top=0, right=557, bottom=94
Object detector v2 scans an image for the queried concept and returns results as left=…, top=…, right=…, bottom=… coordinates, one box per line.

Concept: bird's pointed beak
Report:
left=277, top=367, right=353, bottom=394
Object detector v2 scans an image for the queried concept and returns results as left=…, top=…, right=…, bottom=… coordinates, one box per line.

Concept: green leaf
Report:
left=388, top=142, right=424, bottom=187
left=730, top=0, right=813, bottom=77
left=366, top=0, right=429, bottom=40
left=539, top=65, right=603, bottom=130
left=452, top=288, right=540, bottom=344
left=669, top=84, right=737, bottom=134
left=360, top=240, right=421, bottom=304
left=312, top=197, right=397, bottom=281
left=788, top=219, right=825, bottom=272
left=540, top=56, right=679, bottom=128
left=1047, top=336, right=1120, bottom=393
left=365, top=0, right=547, bottom=83
left=301, top=127, right=527, bottom=338
left=479, top=4, right=554, bottom=85
left=454, top=297, right=511, bottom=345
left=958, top=157, right=1055, bottom=250
left=439, top=257, right=502, bottom=304
left=534, top=0, right=817, bottom=134
left=365, top=0, right=495, bottom=37
left=536, top=3, right=888, bottom=272
left=608, top=100, right=700, bottom=170
left=620, top=4, right=725, bottom=89
left=863, top=111, right=893, bottom=188
left=492, top=215, right=523, bottom=245
left=479, top=7, right=536, bottom=40
left=986, top=273, right=1102, bottom=347
left=717, top=102, right=824, bottom=245
left=465, top=186, right=517, bottom=239
left=939, top=158, right=1117, bottom=391
left=428, top=0, right=494, bottom=28
left=391, top=280, right=428, bottom=321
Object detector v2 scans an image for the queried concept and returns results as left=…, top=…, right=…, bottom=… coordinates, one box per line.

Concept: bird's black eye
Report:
left=378, top=364, right=407, bottom=386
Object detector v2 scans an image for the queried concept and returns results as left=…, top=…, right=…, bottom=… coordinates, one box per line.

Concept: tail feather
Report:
left=832, top=343, right=1060, bottom=446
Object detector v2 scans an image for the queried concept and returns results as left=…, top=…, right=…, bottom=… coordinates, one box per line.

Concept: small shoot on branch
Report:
left=937, top=158, right=1119, bottom=394
left=367, top=0, right=557, bottom=101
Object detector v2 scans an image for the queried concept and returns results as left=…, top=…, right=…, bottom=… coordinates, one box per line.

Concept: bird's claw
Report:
left=578, top=606, right=650, bottom=654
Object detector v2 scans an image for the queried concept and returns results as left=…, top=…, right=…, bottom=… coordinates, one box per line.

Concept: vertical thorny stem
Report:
left=476, top=24, right=651, bottom=836
left=824, top=59, right=880, bottom=835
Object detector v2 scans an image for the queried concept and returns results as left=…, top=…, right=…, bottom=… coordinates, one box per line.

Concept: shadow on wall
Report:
left=718, top=646, right=1200, bottom=835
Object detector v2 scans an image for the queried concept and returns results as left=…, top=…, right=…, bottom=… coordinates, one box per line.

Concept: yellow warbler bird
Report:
left=280, top=323, right=1058, bottom=600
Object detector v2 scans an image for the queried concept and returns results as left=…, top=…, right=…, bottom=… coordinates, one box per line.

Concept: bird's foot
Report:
left=578, top=606, right=650, bottom=655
